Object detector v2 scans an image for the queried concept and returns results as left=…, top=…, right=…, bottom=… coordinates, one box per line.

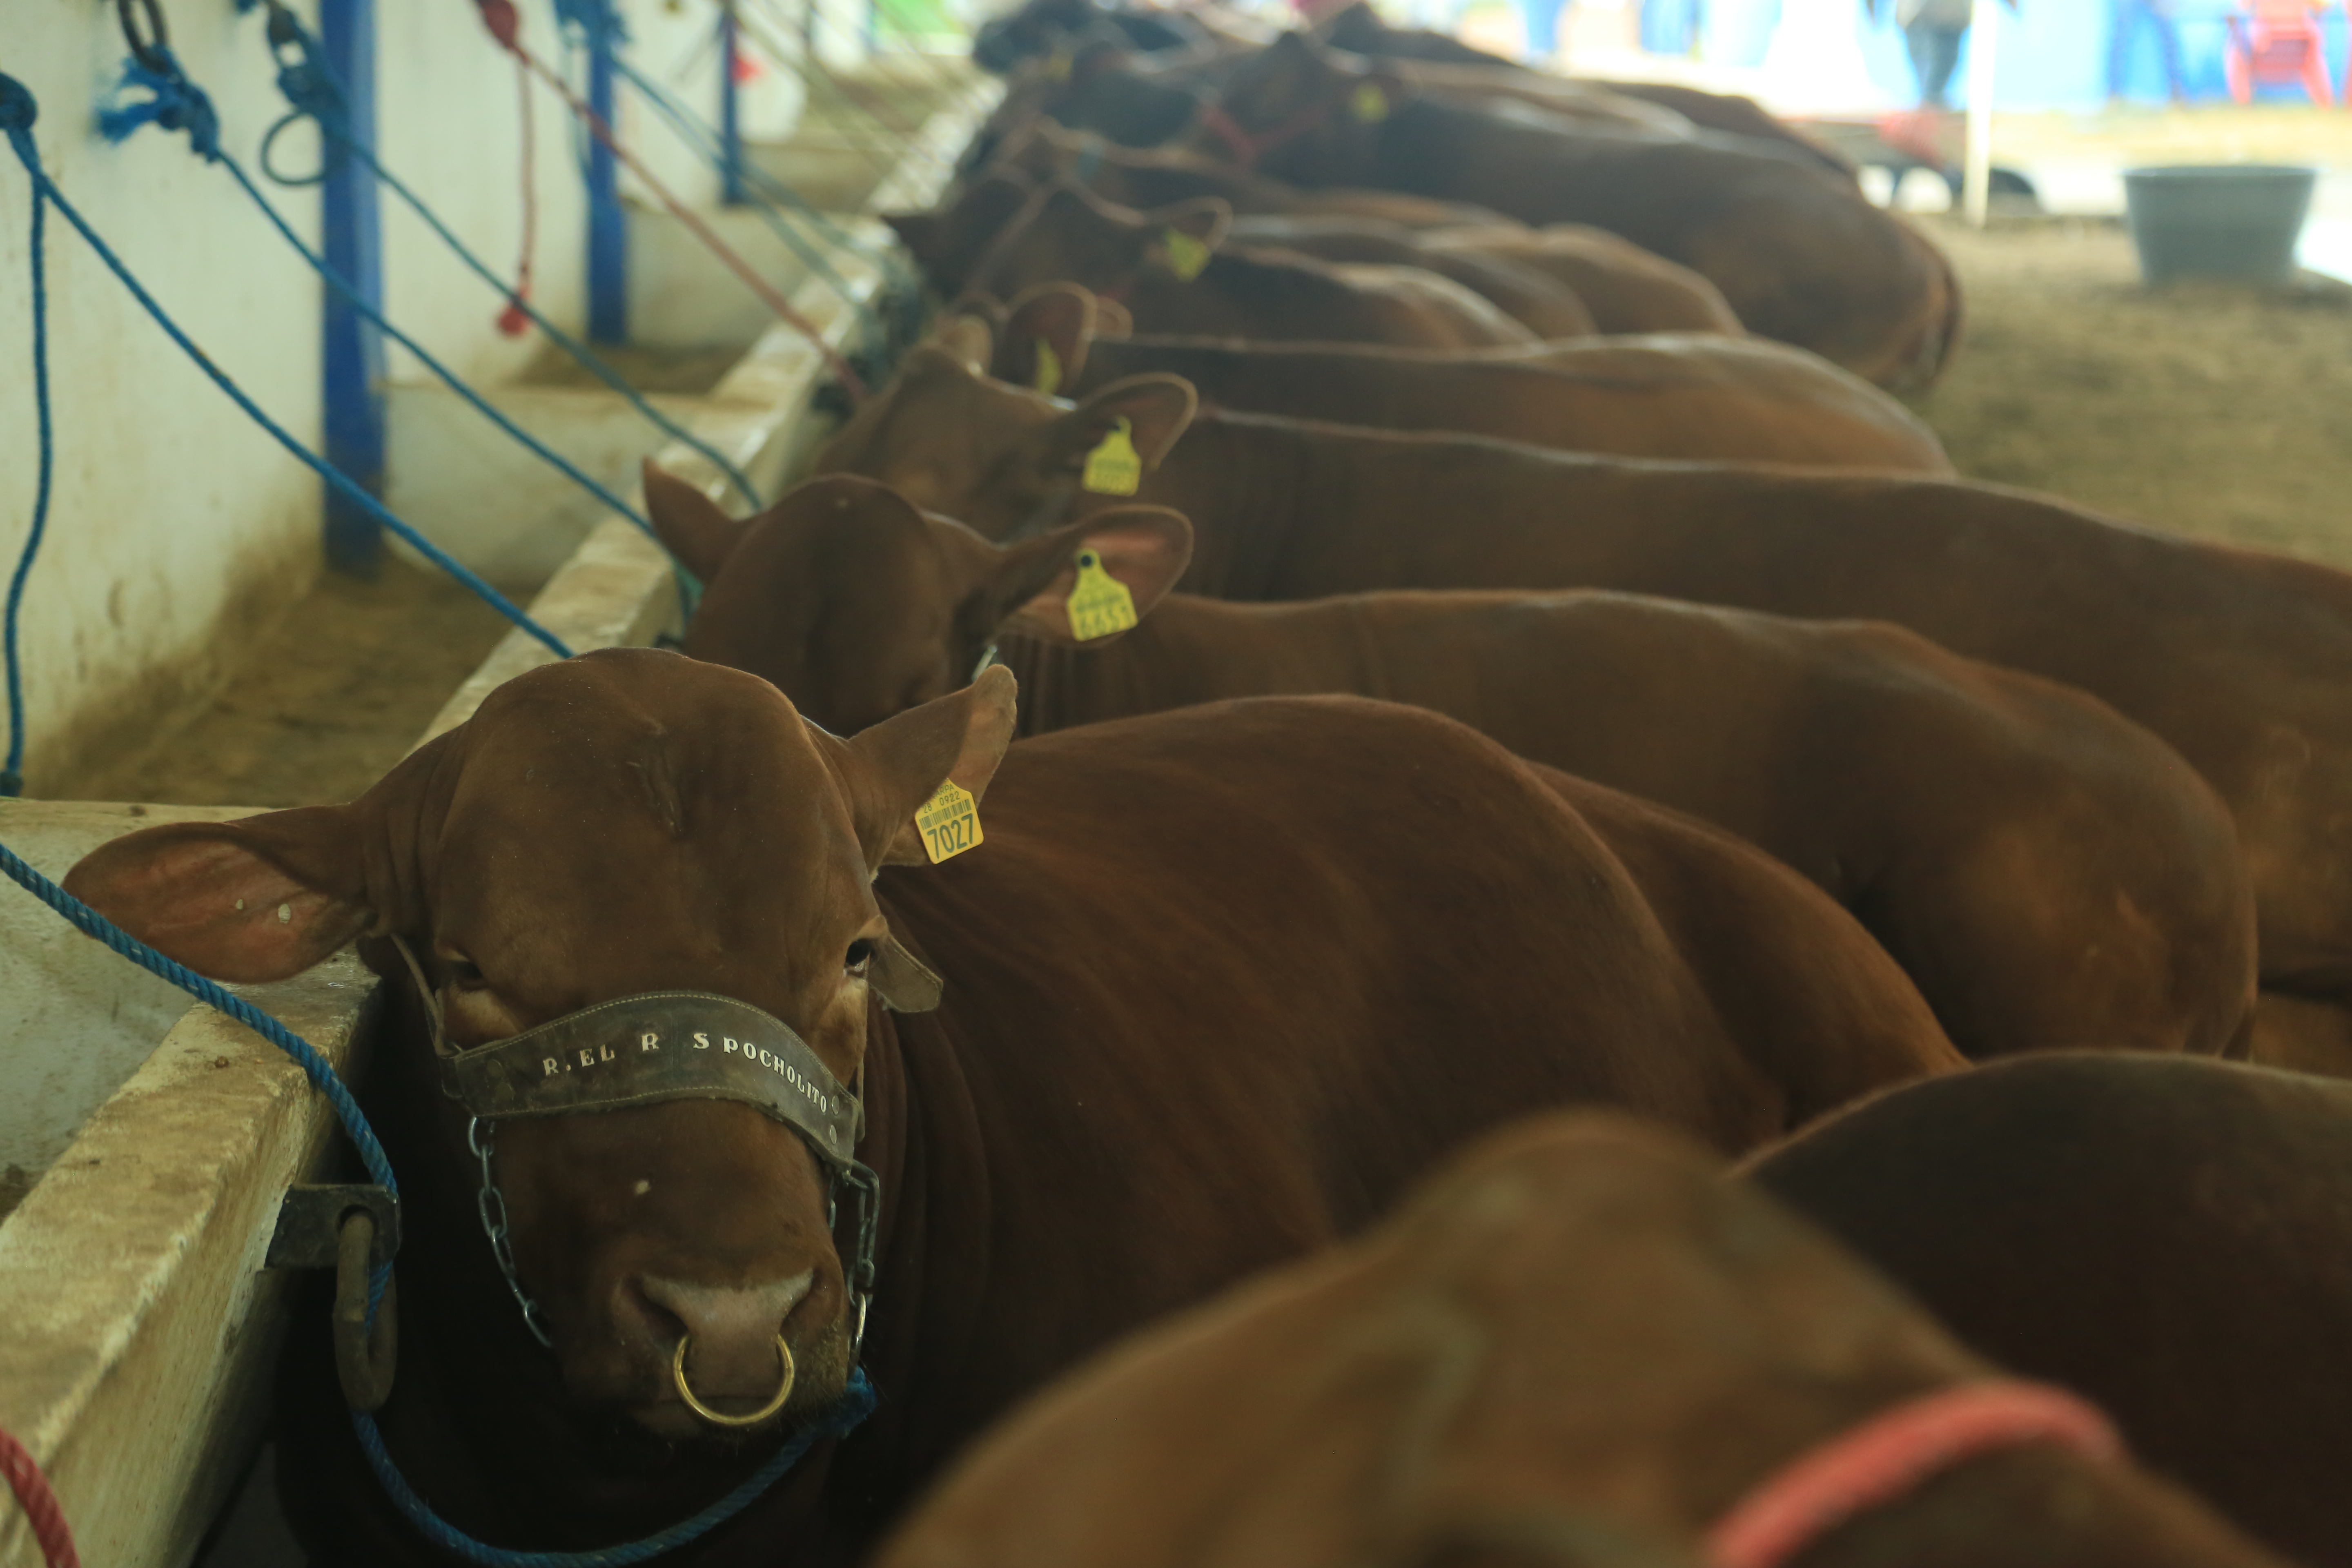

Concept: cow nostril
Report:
left=626, top=1278, right=690, bottom=1346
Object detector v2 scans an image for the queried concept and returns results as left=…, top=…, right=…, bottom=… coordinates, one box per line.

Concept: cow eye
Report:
left=846, top=939, right=877, bottom=975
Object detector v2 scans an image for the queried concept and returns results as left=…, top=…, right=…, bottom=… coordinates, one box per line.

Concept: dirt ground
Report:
left=1909, top=216, right=2352, bottom=568
left=63, top=561, right=512, bottom=809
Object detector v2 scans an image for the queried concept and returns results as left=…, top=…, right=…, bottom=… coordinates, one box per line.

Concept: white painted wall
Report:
left=0, top=0, right=817, bottom=794
left=0, top=3, right=323, bottom=793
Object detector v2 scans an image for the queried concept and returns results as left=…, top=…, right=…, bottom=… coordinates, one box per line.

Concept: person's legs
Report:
left=2107, top=0, right=2140, bottom=99
left=1908, top=20, right=1966, bottom=106
left=1522, top=0, right=1565, bottom=59
left=2154, top=8, right=2186, bottom=100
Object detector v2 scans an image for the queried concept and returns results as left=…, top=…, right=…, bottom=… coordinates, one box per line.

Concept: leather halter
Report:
left=1196, top=98, right=1332, bottom=171
left=1704, top=1381, right=2123, bottom=1568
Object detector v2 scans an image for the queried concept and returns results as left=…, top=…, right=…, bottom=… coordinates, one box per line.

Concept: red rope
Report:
left=497, top=51, right=539, bottom=337
left=473, top=0, right=867, bottom=399
left=0, top=1424, right=79, bottom=1568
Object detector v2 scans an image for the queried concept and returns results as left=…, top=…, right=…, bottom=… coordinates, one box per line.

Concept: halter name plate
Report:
left=438, top=992, right=863, bottom=1164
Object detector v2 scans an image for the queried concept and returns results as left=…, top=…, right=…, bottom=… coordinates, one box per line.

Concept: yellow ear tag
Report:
left=1032, top=338, right=1062, bottom=397
left=1065, top=548, right=1140, bottom=640
left=1081, top=416, right=1144, bottom=496
left=915, top=778, right=982, bottom=864
left=1044, top=51, right=1073, bottom=80
left=1160, top=227, right=1211, bottom=282
left=1351, top=83, right=1389, bottom=122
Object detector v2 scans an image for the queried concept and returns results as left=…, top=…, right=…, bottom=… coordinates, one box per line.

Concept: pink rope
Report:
left=1706, top=1381, right=2122, bottom=1568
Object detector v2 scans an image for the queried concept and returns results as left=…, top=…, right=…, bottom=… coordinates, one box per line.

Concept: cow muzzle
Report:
left=392, top=941, right=888, bottom=1413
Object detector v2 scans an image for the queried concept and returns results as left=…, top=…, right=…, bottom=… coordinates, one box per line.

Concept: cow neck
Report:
left=1119, top=249, right=1379, bottom=339
left=307, top=974, right=916, bottom=1561
left=1130, top=412, right=1344, bottom=600
left=994, top=593, right=1376, bottom=735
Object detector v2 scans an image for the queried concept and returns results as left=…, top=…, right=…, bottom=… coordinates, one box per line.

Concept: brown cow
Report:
left=1744, top=1052, right=2352, bottom=1567
left=1223, top=213, right=1600, bottom=339
left=811, top=347, right=2352, bottom=1064
left=1421, top=222, right=1744, bottom=334
left=1181, top=34, right=1959, bottom=387
left=646, top=469, right=2252, bottom=1063
left=1317, top=0, right=1860, bottom=173
left=978, top=123, right=1746, bottom=337
left=961, top=177, right=1537, bottom=350
left=906, top=128, right=1517, bottom=300
left=983, top=287, right=1944, bottom=471
left=877, top=1113, right=2287, bottom=1568
left=65, top=651, right=1956, bottom=1564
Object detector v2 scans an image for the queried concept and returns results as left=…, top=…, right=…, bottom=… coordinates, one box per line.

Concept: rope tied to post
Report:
left=95, top=52, right=222, bottom=163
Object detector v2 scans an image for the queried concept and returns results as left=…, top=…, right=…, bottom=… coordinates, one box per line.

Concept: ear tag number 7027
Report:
left=1065, top=549, right=1139, bottom=640
left=915, top=779, right=982, bottom=864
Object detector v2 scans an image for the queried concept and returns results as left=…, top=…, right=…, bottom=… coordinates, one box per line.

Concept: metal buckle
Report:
left=266, top=1183, right=401, bottom=1271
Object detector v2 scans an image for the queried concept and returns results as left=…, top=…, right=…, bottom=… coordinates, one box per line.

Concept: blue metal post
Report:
left=320, top=0, right=385, bottom=576
left=586, top=26, right=628, bottom=343
left=720, top=7, right=747, bottom=206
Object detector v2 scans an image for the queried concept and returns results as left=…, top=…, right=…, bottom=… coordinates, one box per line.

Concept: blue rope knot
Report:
left=0, top=74, right=38, bottom=134
left=98, top=53, right=223, bottom=162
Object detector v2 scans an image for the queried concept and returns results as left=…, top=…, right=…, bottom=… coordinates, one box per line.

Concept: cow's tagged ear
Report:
left=1000, top=283, right=1096, bottom=393
left=844, top=664, right=1020, bottom=869
left=998, top=506, right=1194, bottom=644
left=61, top=808, right=375, bottom=984
left=1145, top=198, right=1232, bottom=277
left=642, top=461, right=744, bottom=584
left=1049, top=374, right=1198, bottom=476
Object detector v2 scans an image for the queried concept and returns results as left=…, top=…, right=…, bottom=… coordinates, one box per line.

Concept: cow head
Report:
left=64, top=649, right=1016, bottom=1444
left=811, top=320, right=1196, bottom=540
left=647, top=468, right=1191, bottom=734
left=971, top=0, right=1107, bottom=74
left=963, top=180, right=1232, bottom=316
left=885, top=168, right=1040, bottom=298
left=991, top=283, right=1102, bottom=394
left=1183, top=32, right=1410, bottom=185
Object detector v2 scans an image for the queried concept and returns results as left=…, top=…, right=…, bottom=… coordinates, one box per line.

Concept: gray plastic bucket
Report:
left=2124, top=165, right=2317, bottom=287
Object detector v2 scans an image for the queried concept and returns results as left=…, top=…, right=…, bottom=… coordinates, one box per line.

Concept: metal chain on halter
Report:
left=467, top=1117, right=557, bottom=1350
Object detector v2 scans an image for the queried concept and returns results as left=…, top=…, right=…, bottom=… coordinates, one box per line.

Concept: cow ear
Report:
left=61, top=809, right=376, bottom=984
left=842, top=665, right=1020, bottom=869
left=1001, top=283, right=1096, bottom=392
left=1091, top=294, right=1134, bottom=339
left=997, top=506, right=1194, bottom=644
left=1145, top=198, right=1232, bottom=276
left=1047, top=374, right=1198, bottom=476
left=934, top=313, right=996, bottom=374
left=643, top=461, right=744, bottom=584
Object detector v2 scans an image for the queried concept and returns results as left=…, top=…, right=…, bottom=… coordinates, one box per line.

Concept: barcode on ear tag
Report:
left=1161, top=227, right=1210, bottom=282
left=1081, top=417, right=1143, bottom=495
left=1065, top=549, right=1140, bottom=640
left=1033, top=339, right=1063, bottom=396
left=1352, top=84, right=1389, bottom=122
left=915, top=779, right=983, bottom=864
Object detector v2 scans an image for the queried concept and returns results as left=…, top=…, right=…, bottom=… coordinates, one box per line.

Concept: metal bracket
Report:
left=267, top=1183, right=400, bottom=1270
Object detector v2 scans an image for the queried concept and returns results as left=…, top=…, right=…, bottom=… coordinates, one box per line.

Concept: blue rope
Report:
left=1, top=78, right=51, bottom=799
left=250, top=4, right=764, bottom=510
left=610, top=53, right=884, bottom=339
left=352, top=1368, right=877, bottom=1566
left=0, top=76, right=569, bottom=659
left=609, top=35, right=911, bottom=294
left=101, top=52, right=660, bottom=548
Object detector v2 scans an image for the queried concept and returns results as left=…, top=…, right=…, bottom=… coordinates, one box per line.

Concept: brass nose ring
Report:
left=671, top=1333, right=796, bottom=1428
